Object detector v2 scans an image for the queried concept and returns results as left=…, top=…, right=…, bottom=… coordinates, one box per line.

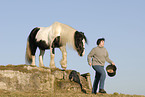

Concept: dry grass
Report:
left=0, top=90, right=144, bottom=97
left=0, top=64, right=36, bottom=73
left=0, top=64, right=72, bottom=74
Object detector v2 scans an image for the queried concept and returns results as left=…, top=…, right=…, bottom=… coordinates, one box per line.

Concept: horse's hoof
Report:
left=39, top=64, right=44, bottom=67
left=49, top=65, right=56, bottom=69
left=30, top=64, right=36, bottom=67
left=40, top=66, right=45, bottom=68
left=62, top=67, right=66, bottom=71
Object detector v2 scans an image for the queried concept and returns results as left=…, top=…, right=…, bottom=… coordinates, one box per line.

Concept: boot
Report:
left=99, top=89, right=107, bottom=93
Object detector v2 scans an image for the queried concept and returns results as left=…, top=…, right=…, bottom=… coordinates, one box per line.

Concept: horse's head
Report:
left=74, top=31, right=87, bottom=56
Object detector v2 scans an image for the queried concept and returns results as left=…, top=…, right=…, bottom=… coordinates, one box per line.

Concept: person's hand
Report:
left=89, top=63, right=92, bottom=66
left=112, top=62, right=115, bottom=65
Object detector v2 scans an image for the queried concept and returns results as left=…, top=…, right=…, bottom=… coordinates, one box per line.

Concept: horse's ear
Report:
left=83, top=35, right=88, bottom=44
left=81, top=32, right=88, bottom=44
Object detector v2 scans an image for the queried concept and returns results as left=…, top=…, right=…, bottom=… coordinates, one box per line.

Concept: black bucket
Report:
left=106, top=64, right=117, bottom=77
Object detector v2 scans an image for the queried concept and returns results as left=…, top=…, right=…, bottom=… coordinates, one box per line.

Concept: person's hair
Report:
left=96, top=38, right=105, bottom=45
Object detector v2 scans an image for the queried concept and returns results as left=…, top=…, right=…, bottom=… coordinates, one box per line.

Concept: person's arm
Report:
left=87, top=48, right=95, bottom=66
left=105, top=50, right=115, bottom=65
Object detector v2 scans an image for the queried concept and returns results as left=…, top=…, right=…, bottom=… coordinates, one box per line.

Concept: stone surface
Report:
left=0, top=65, right=92, bottom=93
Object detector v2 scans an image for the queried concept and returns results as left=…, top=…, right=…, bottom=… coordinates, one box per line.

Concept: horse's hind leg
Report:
left=30, top=43, right=37, bottom=66
left=39, top=49, right=45, bottom=67
left=59, top=46, right=67, bottom=70
left=31, top=55, right=36, bottom=66
left=49, top=47, right=56, bottom=68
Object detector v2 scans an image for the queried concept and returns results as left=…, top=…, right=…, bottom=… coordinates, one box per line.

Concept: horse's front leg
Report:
left=39, top=49, right=45, bottom=67
left=59, top=46, right=67, bottom=70
left=49, top=47, right=56, bottom=68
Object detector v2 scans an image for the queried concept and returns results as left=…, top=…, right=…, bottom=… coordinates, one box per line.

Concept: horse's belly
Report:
left=36, top=40, right=50, bottom=50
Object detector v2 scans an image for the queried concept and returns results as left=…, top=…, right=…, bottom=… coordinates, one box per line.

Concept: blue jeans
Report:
left=92, top=65, right=106, bottom=94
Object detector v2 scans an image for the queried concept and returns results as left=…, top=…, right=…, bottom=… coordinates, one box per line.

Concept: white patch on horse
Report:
left=36, top=27, right=51, bottom=44
left=36, top=24, right=62, bottom=45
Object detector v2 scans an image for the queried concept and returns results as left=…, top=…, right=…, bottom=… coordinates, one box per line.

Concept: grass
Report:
left=0, top=64, right=37, bottom=73
left=0, top=64, right=72, bottom=74
left=0, top=90, right=144, bottom=97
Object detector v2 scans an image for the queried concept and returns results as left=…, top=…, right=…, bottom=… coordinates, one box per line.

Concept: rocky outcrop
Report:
left=0, top=65, right=92, bottom=93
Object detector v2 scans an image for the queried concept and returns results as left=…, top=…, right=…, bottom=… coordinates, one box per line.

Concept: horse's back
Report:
left=35, top=27, right=51, bottom=44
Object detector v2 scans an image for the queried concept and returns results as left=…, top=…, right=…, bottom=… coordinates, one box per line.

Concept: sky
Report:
left=0, top=0, right=145, bottom=96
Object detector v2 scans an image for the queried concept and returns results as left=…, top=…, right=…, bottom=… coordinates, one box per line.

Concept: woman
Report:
left=87, top=38, right=115, bottom=94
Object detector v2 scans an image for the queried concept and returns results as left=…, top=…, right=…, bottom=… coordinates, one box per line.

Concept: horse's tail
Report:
left=25, top=38, right=32, bottom=65
left=25, top=27, right=39, bottom=65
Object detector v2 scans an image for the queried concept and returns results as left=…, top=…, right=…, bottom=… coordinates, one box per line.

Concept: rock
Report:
left=0, top=64, right=92, bottom=93
left=52, top=70, right=64, bottom=79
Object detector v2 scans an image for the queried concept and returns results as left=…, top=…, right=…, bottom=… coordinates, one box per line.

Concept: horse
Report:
left=25, top=22, right=87, bottom=70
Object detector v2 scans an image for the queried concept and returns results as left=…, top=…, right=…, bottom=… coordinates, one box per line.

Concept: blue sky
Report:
left=0, top=0, right=145, bottom=96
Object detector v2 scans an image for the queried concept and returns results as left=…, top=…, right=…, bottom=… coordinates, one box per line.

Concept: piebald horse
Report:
left=25, top=22, right=87, bottom=69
